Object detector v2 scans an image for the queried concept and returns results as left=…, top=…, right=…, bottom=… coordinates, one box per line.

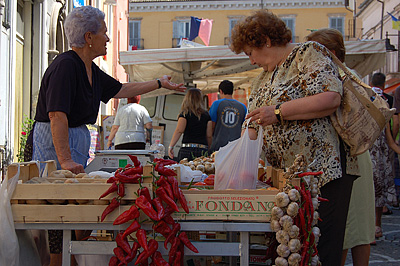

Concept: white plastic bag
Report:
left=0, top=164, right=20, bottom=266
left=214, top=124, right=263, bottom=190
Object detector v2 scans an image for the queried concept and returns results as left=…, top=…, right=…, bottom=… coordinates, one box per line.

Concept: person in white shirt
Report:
left=107, top=95, right=152, bottom=149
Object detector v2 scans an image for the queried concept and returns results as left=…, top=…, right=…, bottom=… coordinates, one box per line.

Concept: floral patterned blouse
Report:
left=247, top=41, right=358, bottom=188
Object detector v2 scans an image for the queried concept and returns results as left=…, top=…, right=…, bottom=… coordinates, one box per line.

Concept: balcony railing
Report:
left=129, top=38, right=144, bottom=50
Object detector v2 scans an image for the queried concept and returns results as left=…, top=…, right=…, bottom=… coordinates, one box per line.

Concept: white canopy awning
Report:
left=119, top=39, right=386, bottom=97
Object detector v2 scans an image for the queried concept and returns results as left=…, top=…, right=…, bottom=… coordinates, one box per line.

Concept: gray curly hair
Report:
left=64, top=6, right=105, bottom=48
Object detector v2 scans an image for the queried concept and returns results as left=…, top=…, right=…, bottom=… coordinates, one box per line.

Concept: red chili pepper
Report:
left=154, top=158, right=176, bottom=165
left=101, top=197, right=120, bottom=222
left=173, top=250, right=182, bottom=266
left=298, top=171, right=323, bottom=177
left=99, top=182, right=118, bottom=199
left=138, top=187, right=152, bottom=203
left=153, top=221, right=172, bottom=238
left=115, top=172, right=142, bottom=184
left=166, top=176, right=179, bottom=200
left=156, top=176, right=174, bottom=200
left=164, top=222, right=181, bottom=249
left=163, top=214, right=175, bottom=225
left=116, top=232, right=132, bottom=254
left=109, top=256, right=119, bottom=266
left=153, top=251, right=170, bottom=266
left=136, top=228, right=149, bottom=252
left=136, top=195, right=159, bottom=221
left=135, top=239, right=158, bottom=265
left=107, top=176, right=117, bottom=184
left=155, top=164, right=177, bottom=177
left=122, top=220, right=141, bottom=238
left=113, top=247, right=127, bottom=265
left=123, top=165, right=143, bottom=176
left=128, top=155, right=141, bottom=167
left=177, top=188, right=189, bottom=214
left=152, top=197, right=165, bottom=221
left=117, top=182, right=125, bottom=198
left=156, top=187, right=179, bottom=212
left=318, top=196, right=329, bottom=202
left=168, top=237, right=181, bottom=258
left=125, top=241, right=141, bottom=263
left=178, top=231, right=199, bottom=253
left=113, top=205, right=140, bottom=225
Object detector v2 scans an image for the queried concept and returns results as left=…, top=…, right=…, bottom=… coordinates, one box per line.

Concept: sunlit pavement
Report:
left=344, top=206, right=400, bottom=265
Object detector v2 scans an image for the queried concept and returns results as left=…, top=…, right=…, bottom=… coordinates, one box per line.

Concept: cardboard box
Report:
left=172, top=189, right=277, bottom=222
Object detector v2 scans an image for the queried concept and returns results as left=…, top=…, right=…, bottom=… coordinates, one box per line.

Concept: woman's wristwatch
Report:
left=168, top=146, right=173, bottom=150
left=274, top=104, right=284, bottom=124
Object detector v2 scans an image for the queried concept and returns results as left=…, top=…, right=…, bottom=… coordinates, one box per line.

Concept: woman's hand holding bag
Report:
left=214, top=121, right=263, bottom=190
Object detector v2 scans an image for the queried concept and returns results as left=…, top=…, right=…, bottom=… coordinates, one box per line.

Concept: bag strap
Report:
left=327, top=49, right=387, bottom=128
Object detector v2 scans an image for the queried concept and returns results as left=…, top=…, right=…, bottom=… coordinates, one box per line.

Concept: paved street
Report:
left=344, top=206, right=400, bottom=265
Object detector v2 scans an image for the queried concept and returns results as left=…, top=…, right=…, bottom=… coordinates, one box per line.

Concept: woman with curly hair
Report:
left=230, top=10, right=357, bottom=266
left=168, top=88, right=212, bottom=161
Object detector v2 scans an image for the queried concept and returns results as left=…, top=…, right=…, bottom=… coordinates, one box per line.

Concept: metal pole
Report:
left=377, top=0, right=384, bottom=39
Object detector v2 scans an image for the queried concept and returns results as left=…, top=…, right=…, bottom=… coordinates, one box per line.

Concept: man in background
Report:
left=209, top=80, right=247, bottom=152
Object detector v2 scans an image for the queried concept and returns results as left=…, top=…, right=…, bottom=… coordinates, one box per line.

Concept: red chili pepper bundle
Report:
left=153, top=251, right=170, bottom=266
left=164, top=222, right=181, bottom=249
left=136, top=195, right=159, bottom=221
left=122, top=165, right=143, bottom=176
left=116, top=232, right=132, bottom=254
left=156, top=187, right=179, bottom=213
left=101, top=197, right=120, bottom=222
left=177, top=188, right=189, bottom=214
left=107, top=176, right=117, bottom=183
left=152, top=221, right=172, bottom=238
left=138, top=186, right=152, bottom=203
left=155, top=163, right=177, bottom=177
left=156, top=176, right=174, bottom=200
left=122, top=220, right=141, bottom=238
left=153, top=158, right=176, bottom=166
left=152, top=197, right=165, bottom=221
left=135, top=239, right=158, bottom=265
left=115, top=172, right=142, bottom=184
left=128, top=155, right=141, bottom=167
left=113, top=247, right=127, bottom=265
left=178, top=232, right=198, bottom=253
left=113, top=205, right=140, bottom=225
left=117, top=182, right=125, bottom=198
left=109, top=256, right=119, bottom=266
left=99, top=181, right=118, bottom=199
left=298, top=171, right=323, bottom=178
left=136, top=228, right=149, bottom=252
left=125, top=241, right=141, bottom=264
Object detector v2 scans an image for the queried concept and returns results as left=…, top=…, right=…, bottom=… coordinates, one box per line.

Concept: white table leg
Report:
left=62, top=230, right=71, bottom=266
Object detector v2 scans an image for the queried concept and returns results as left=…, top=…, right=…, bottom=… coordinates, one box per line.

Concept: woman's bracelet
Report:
left=168, top=146, right=173, bottom=149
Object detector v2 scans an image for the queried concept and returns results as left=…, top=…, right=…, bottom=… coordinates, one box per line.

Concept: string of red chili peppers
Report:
left=99, top=156, right=198, bottom=266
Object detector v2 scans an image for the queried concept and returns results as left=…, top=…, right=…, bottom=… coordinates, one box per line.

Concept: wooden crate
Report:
left=10, top=162, right=153, bottom=223
left=172, top=189, right=277, bottom=222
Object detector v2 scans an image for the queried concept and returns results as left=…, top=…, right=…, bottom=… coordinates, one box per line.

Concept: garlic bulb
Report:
left=288, top=189, right=300, bottom=202
left=272, top=206, right=284, bottom=220
left=288, top=238, right=301, bottom=253
left=276, top=192, right=290, bottom=208
left=311, top=197, right=319, bottom=211
left=276, top=230, right=290, bottom=244
left=312, top=227, right=321, bottom=243
left=312, top=211, right=319, bottom=226
left=277, top=244, right=291, bottom=258
left=311, top=255, right=319, bottom=266
left=288, top=225, right=300, bottom=239
left=287, top=202, right=299, bottom=217
left=270, top=219, right=282, bottom=232
left=280, top=215, right=294, bottom=231
left=275, top=257, right=289, bottom=266
left=288, top=253, right=301, bottom=266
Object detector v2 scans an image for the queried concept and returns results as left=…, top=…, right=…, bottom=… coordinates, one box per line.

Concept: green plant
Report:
left=16, top=115, right=34, bottom=162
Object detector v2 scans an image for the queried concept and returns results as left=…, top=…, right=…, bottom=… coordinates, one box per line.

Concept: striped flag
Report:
left=189, top=16, right=213, bottom=46
left=388, top=12, right=400, bottom=31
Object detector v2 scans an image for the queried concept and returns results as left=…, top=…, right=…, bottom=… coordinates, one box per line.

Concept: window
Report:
left=2, top=0, right=11, bottom=29
left=140, top=97, right=157, bottom=118
left=16, top=2, right=24, bottom=36
left=163, top=94, right=184, bottom=121
left=173, top=19, right=190, bottom=39
left=229, top=19, right=239, bottom=37
left=329, top=17, right=344, bottom=35
left=281, top=17, right=296, bottom=43
left=129, top=20, right=141, bottom=49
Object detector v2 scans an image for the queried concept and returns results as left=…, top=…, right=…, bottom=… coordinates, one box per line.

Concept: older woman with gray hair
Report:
left=31, top=5, right=184, bottom=265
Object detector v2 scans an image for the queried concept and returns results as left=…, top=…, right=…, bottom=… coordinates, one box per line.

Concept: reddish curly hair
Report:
left=230, top=10, right=292, bottom=54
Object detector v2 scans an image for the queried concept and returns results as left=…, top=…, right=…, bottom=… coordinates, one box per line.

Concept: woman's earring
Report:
left=266, top=45, right=270, bottom=48
left=89, top=44, right=92, bottom=48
